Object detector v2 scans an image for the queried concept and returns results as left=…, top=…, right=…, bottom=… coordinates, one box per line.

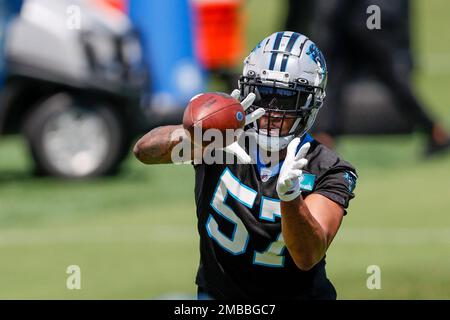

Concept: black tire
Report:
left=23, top=92, right=127, bottom=179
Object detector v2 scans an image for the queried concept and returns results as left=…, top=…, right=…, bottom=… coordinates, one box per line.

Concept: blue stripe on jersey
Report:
left=268, top=32, right=284, bottom=70
left=256, top=133, right=314, bottom=179
left=280, top=33, right=300, bottom=72
left=296, top=133, right=314, bottom=154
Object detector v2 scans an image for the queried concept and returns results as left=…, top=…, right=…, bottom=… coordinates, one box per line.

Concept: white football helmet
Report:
left=239, top=31, right=327, bottom=152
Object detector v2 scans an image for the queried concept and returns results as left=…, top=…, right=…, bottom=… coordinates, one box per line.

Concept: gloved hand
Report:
left=276, top=138, right=311, bottom=202
left=217, top=89, right=265, bottom=164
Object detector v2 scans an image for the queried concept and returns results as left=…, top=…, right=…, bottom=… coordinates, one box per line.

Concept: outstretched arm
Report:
left=133, top=125, right=190, bottom=164
left=134, top=91, right=264, bottom=165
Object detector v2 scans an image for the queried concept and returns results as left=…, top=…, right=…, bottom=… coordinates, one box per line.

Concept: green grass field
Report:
left=0, top=0, right=449, bottom=299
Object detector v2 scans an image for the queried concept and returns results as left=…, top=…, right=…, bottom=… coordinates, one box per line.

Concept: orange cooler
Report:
left=191, top=0, right=244, bottom=70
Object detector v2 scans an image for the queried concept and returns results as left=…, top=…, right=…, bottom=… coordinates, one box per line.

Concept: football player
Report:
left=134, top=31, right=357, bottom=299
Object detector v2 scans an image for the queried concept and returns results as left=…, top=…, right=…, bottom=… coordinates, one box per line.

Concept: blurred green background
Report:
left=0, top=0, right=449, bottom=299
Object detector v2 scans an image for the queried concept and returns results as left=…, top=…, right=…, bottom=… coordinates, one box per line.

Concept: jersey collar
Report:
left=254, top=133, right=314, bottom=182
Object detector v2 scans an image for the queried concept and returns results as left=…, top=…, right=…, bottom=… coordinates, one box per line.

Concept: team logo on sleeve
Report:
left=299, top=173, right=316, bottom=191
left=343, top=171, right=357, bottom=193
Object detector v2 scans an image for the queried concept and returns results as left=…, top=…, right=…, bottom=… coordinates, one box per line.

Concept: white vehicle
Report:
left=0, top=0, right=148, bottom=178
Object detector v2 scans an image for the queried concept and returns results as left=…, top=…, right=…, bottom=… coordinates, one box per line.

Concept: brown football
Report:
left=183, top=92, right=245, bottom=147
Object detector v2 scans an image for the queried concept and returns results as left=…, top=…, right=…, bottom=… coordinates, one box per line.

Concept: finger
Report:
left=292, top=158, right=308, bottom=170
left=286, top=137, right=301, bottom=160
left=287, top=169, right=303, bottom=180
left=241, top=93, right=256, bottom=110
left=294, top=142, right=311, bottom=161
left=224, top=142, right=252, bottom=164
left=230, top=89, right=240, bottom=100
left=245, top=108, right=265, bottom=125
left=277, top=184, right=289, bottom=194
left=278, top=179, right=292, bottom=193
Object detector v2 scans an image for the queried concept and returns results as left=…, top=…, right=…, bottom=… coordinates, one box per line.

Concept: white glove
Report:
left=218, top=89, right=265, bottom=164
left=276, top=139, right=311, bottom=202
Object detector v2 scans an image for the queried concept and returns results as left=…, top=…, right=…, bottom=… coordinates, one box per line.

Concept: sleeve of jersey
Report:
left=313, top=165, right=358, bottom=214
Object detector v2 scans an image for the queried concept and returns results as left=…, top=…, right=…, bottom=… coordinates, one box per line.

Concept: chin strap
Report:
left=256, top=133, right=296, bottom=153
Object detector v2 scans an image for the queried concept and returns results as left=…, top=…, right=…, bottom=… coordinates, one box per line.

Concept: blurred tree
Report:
left=307, top=0, right=450, bottom=155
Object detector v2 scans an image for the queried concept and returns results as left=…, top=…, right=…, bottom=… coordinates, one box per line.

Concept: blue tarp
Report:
left=128, top=0, right=205, bottom=110
left=0, top=0, right=23, bottom=86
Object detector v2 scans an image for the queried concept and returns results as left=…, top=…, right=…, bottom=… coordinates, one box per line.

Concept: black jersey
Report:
left=193, top=134, right=357, bottom=300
